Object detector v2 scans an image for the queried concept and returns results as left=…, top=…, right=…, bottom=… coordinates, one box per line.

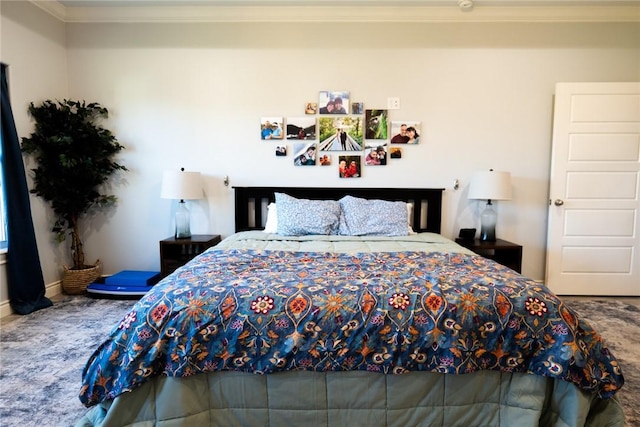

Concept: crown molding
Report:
left=30, top=0, right=67, bottom=21
left=29, top=1, right=640, bottom=23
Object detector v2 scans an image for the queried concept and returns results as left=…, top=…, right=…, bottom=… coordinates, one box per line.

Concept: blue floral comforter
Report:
left=80, top=248, right=624, bottom=407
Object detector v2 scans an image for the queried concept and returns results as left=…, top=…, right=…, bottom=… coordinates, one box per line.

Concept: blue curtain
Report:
left=1, top=63, right=52, bottom=314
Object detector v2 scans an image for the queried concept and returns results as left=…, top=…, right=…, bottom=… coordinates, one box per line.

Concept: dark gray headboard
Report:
left=233, top=187, right=444, bottom=234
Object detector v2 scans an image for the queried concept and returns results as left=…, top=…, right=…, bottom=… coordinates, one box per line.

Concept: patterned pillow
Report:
left=338, top=195, right=409, bottom=236
left=275, top=193, right=341, bottom=236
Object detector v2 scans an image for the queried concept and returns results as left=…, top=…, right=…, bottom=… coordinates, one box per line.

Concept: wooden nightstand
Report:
left=455, top=238, right=523, bottom=273
left=159, top=234, right=221, bottom=278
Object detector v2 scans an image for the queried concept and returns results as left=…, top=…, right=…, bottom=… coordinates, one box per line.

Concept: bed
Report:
left=76, top=187, right=625, bottom=427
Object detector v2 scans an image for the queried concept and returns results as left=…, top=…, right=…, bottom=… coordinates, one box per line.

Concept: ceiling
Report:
left=31, top=0, right=640, bottom=23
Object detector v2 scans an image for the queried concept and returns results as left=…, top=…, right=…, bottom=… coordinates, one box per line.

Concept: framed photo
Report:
left=261, top=117, right=284, bottom=140
left=365, top=110, right=388, bottom=140
left=365, top=144, right=387, bottom=166
left=338, top=155, right=361, bottom=178
left=275, top=145, right=287, bottom=156
left=294, top=142, right=317, bottom=166
left=319, top=154, right=332, bottom=166
left=390, top=146, right=402, bottom=159
left=286, top=117, right=316, bottom=140
left=318, top=116, right=363, bottom=151
left=351, top=102, right=363, bottom=115
left=390, top=121, right=422, bottom=144
left=319, top=91, right=349, bottom=115
left=305, top=102, right=317, bottom=115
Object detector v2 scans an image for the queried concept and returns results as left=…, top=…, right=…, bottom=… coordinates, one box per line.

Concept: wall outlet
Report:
left=387, top=97, right=400, bottom=109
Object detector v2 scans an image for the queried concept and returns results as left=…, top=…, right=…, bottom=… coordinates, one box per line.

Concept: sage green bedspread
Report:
left=77, top=370, right=624, bottom=426
left=215, top=231, right=477, bottom=255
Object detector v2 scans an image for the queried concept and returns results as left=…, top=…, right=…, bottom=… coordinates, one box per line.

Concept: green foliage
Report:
left=366, top=110, right=388, bottom=140
left=346, top=116, right=363, bottom=143
left=21, top=99, right=127, bottom=269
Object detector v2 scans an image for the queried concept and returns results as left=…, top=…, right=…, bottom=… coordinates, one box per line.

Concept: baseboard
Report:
left=45, top=280, right=63, bottom=299
left=0, top=299, right=12, bottom=319
left=0, top=281, right=62, bottom=319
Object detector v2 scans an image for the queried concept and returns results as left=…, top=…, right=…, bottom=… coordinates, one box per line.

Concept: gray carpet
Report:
left=0, top=296, right=135, bottom=427
left=565, top=299, right=640, bottom=426
left=0, top=295, right=638, bottom=427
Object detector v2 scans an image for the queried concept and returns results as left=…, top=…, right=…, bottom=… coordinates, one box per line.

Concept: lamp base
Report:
left=479, top=200, right=497, bottom=242
left=175, top=200, right=191, bottom=239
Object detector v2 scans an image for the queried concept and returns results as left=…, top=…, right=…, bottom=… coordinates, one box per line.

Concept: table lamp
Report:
left=161, top=168, right=202, bottom=238
left=468, top=169, right=512, bottom=241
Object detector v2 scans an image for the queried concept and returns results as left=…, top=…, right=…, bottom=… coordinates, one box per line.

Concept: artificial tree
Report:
left=21, top=99, right=127, bottom=273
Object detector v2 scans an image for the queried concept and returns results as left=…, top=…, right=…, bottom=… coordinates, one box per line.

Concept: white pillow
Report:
left=407, top=202, right=416, bottom=234
left=263, top=203, right=278, bottom=233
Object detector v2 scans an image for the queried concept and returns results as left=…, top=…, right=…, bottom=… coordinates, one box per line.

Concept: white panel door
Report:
left=546, top=82, right=640, bottom=296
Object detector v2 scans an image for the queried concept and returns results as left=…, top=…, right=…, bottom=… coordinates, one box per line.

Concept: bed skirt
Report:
left=75, top=370, right=624, bottom=427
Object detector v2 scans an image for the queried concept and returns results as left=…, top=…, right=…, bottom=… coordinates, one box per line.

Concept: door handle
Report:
left=554, top=199, right=564, bottom=206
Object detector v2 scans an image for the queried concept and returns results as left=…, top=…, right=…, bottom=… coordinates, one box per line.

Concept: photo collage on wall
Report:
left=261, top=90, right=422, bottom=178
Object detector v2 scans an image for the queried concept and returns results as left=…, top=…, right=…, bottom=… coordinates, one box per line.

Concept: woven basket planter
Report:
left=62, top=260, right=101, bottom=295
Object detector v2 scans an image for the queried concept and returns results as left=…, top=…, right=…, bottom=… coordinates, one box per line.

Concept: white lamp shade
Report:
left=468, top=170, right=512, bottom=201
left=161, top=170, right=203, bottom=200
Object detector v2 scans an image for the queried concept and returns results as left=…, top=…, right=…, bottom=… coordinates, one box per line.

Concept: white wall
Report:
left=0, top=1, right=67, bottom=315
left=1, top=2, right=639, bottom=313
left=64, top=22, right=639, bottom=280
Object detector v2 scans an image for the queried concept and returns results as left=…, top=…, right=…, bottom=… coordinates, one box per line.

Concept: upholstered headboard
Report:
left=233, top=187, right=444, bottom=234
